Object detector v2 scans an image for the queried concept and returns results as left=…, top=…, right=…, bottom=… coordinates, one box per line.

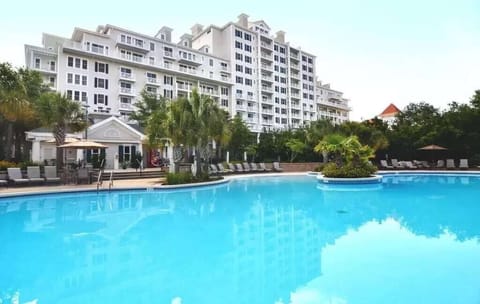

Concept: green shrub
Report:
left=166, top=172, right=218, bottom=185
left=18, top=161, right=43, bottom=170
left=322, top=162, right=377, bottom=178
left=0, top=160, right=18, bottom=170
left=130, top=152, right=143, bottom=169
left=313, top=163, right=326, bottom=172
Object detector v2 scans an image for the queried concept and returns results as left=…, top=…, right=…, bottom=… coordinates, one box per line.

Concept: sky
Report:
left=0, top=0, right=479, bottom=120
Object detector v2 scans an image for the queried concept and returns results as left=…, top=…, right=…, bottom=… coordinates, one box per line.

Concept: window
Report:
left=163, top=89, right=173, bottom=98
left=82, top=59, right=87, bottom=70
left=274, top=75, right=279, bottom=81
left=49, top=61, right=55, bottom=71
left=94, top=94, right=108, bottom=105
left=302, top=65, right=307, bottom=71
left=235, top=53, right=243, bottom=61
left=221, top=99, right=228, bottom=107
left=302, top=55, right=307, bottom=62
left=75, top=58, right=81, bottom=68
left=66, top=90, right=73, bottom=100
left=244, top=33, right=251, bottom=41
left=94, top=77, right=109, bottom=89
left=275, top=86, right=279, bottom=92
left=245, top=67, right=252, bottom=75
left=221, top=87, right=229, bottom=95
left=244, top=56, right=251, bottom=63
left=244, top=45, right=251, bottom=52
left=274, top=65, right=279, bottom=72
left=235, top=29, right=243, bottom=38
left=146, top=86, right=157, bottom=94
left=120, top=96, right=131, bottom=104
left=281, top=87, right=286, bottom=94
left=235, top=41, right=243, bottom=49
left=118, top=145, right=135, bottom=162
left=274, top=45, right=279, bottom=51
left=74, top=74, right=80, bottom=85
left=164, top=75, right=173, bottom=85
left=94, top=62, right=108, bottom=73
left=81, top=92, right=87, bottom=102
left=275, top=97, right=279, bottom=104
left=74, top=91, right=80, bottom=101
left=82, top=75, right=87, bottom=86
left=67, top=57, right=73, bottom=67
left=280, top=57, right=285, bottom=64
left=280, top=77, right=286, bottom=84
left=49, top=77, right=55, bottom=86
left=308, top=67, right=313, bottom=73
left=280, top=47, right=285, bottom=54
left=274, top=55, right=278, bottom=62
left=209, top=59, right=213, bottom=66
left=236, top=76, right=243, bottom=84
left=245, top=78, right=252, bottom=86
left=149, top=57, right=155, bottom=65
left=280, top=67, right=286, bottom=74
left=308, top=57, right=313, bottom=64
left=150, top=42, right=155, bottom=51
left=67, top=73, right=73, bottom=84
left=146, top=72, right=157, bottom=83
left=236, top=64, right=243, bottom=72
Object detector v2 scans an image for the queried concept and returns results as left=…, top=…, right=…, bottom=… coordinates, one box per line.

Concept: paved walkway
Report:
left=0, top=178, right=165, bottom=196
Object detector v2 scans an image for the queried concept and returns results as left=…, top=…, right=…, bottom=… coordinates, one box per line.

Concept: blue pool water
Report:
left=1, top=174, right=480, bottom=304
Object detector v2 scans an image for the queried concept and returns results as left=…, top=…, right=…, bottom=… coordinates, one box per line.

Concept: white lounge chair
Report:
left=391, top=159, right=404, bottom=169
left=273, top=162, right=284, bottom=172
left=249, top=162, right=262, bottom=172
left=44, top=166, right=61, bottom=183
left=217, top=163, right=233, bottom=174
left=404, top=161, right=418, bottom=169
left=234, top=163, right=244, bottom=173
left=446, top=159, right=456, bottom=169
left=259, top=163, right=272, bottom=172
left=436, top=160, right=445, bottom=168
left=209, top=164, right=219, bottom=175
left=27, top=166, right=45, bottom=184
left=0, top=173, right=7, bottom=187
left=7, top=168, right=29, bottom=185
left=459, top=159, right=469, bottom=170
left=380, top=160, right=393, bottom=169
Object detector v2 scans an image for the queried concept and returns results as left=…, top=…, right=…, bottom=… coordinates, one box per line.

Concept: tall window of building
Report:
left=49, top=77, right=55, bottom=86
left=244, top=45, right=251, bottom=52
left=209, top=59, right=214, bottom=66
left=150, top=42, right=155, bottom=51
left=236, top=76, right=243, bottom=84
left=75, top=58, right=81, bottom=68
left=67, top=57, right=73, bottom=67
left=235, top=41, right=243, bottom=49
left=245, top=79, right=252, bottom=86
left=94, top=78, right=109, bottom=89
left=221, top=87, right=229, bottom=95
left=236, top=64, right=243, bottom=72
left=244, top=33, right=251, bottom=41
left=67, top=73, right=73, bottom=84
left=235, top=53, right=243, bottom=61
left=82, top=75, right=87, bottom=86
left=149, top=57, right=155, bottom=65
left=81, top=92, right=87, bottom=102
left=235, top=29, right=243, bottom=38
left=49, top=61, right=55, bottom=71
left=95, top=62, right=109, bottom=73
left=221, top=99, right=228, bottom=107
left=74, top=74, right=80, bottom=85
left=244, top=56, right=251, bottom=63
left=82, top=59, right=87, bottom=70
left=245, top=67, right=252, bottom=75
left=164, top=75, right=173, bottom=85
left=93, top=94, right=108, bottom=105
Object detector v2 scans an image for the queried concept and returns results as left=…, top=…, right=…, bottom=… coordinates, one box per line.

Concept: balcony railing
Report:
left=261, top=86, right=273, bottom=92
left=147, top=77, right=157, bottom=84
left=177, top=84, right=192, bottom=91
left=120, top=72, right=133, bottom=79
left=119, top=103, right=134, bottom=110
left=120, top=88, right=134, bottom=94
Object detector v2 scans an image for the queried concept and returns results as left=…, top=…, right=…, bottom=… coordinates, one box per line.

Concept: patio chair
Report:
left=217, top=163, right=233, bottom=174
left=259, top=162, right=272, bottom=172
left=446, top=159, right=456, bottom=169
left=272, top=162, right=284, bottom=172
left=209, top=164, right=219, bottom=175
left=459, top=159, right=469, bottom=170
left=44, top=166, right=61, bottom=183
left=77, top=168, right=90, bottom=184
left=391, top=159, right=404, bottom=169
left=241, top=162, right=252, bottom=172
left=0, top=172, right=8, bottom=188
left=7, top=168, right=29, bottom=185
left=249, top=162, right=261, bottom=172
left=436, top=160, right=445, bottom=168
left=380, top=160, right=393, bottom=169
left=27, top=166, right=45, bottom=184
left=228, top=163, right=240, bottom=173
left=234, top=163, right=245, bottom=173
left=403, top=161, right=418, bottom=169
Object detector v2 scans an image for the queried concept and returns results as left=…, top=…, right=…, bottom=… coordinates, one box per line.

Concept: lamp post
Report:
left=82, top=103, right=90, bottom=166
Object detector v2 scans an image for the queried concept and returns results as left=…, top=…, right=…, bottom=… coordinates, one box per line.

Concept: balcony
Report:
left=164, top=51, right=175, bottom=59
left=200, top=88, right=219, bottom=96
left=147, top=77, right=160, bottom=86
left=247, top=106, right=257, bottom=112
left=290, top=83, right=300, bottom=89
left=291, top=73, right=300, bottom=79
left=291, top=93, right=301, bottom=99
left=261, top=119, right=273, bottom=125
left=291, top=103, right=301, bottom=110
left=178, top=52, right=202, bottom=66
left=246, top=94, right=254, bottom=100
left=221, top=66, right=229, bottom=72
left=261, top=86, right=273, bottom=94
left=119, top=103, right=134, bottom=111
left=261, top=63, right=273, bottom=72
left=261, top=52, right=273, bottom=62
left=119, top=72, right=135, bottom=81
left=316, top=98, right=351, bottom=111
left=117, top=38, right=149, bottom=54
left=246, top=118, right=258, bottom=124
left=261, top=75, right=273, bottom=83
left=290, top=53, right=299, bottom=62
left=236, top=93, right=244, bottom=100
left=177, top=83, right=192, bottom=91
left=236, top=104, right=247, bottom=111
left=290, top=63, right=300, bottom=71
left=262, top=108, right=273, bottom=114
left=221, top=75, right=231, bottom=82
left=178, top=66, right=197, bottom=75
left=261, top=97, right=273, bottom=104
left=119, top=87, right=135, bottom=96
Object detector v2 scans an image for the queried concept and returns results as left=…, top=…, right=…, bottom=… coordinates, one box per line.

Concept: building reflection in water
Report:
left=0, top=175, right=480, bottom=304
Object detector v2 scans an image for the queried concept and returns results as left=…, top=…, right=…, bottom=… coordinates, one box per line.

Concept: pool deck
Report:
left=1, top=170, right=480, bottom=197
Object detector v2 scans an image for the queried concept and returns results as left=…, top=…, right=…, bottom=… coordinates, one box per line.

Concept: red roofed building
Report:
left=378, top=103, right=401, bottom=125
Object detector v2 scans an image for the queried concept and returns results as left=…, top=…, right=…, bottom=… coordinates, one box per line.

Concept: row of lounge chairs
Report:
left=380, top=159, right=469, bottom=170
left=209, top=162, right=284, bottom=175
left=0, top=166, right=61, bottom=187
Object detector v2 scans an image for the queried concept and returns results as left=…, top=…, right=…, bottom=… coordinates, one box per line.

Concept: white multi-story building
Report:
left=25, top=25, right=233, bottom=123
left=25, top=14, right=350, bottom=133
left=191, top=14, right=318, bottom=132
left=315, top=80, right=350, bottom=124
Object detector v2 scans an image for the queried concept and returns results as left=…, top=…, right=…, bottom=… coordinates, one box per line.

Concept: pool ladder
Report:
left=96, top=170, right=114, bottom=192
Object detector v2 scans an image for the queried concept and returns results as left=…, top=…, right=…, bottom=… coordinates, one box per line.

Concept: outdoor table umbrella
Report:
left=417, top=144, right=448, bottom=166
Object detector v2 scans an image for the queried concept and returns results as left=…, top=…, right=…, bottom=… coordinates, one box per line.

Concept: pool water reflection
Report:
left=0, top=175, right=479, bottom=304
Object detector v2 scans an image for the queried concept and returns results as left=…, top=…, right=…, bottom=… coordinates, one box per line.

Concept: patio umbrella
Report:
left=417, top=144, right=448, bottom=165
left=58, top=140, right=107, bottom=149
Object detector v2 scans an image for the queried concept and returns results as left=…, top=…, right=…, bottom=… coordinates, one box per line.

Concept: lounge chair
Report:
left=0, top=173, right=8, bottom=188
left=446, top=159, right=456, bottom=169
left=259, top=162, right=272, bottom=172
left=217, top=163, right=233, bottom=174
left=391, top=159, right=404, bottom=169
left=209, top=164, right=219, bottom=175
left=380, top=160, right=393, bottom=169
left=27, top=166, right=45, bottom=184
left=7, top=168, right=29, bottom=185
left=403, top=161, right=418, bottom=169
left=436, top=160, right=445, bottom=168
left=272, top=162, right=284, bottom=172
left=227, top=163, right=239, bottom=173
left=234, top=163, right=245, bottom=173
left=249, top=162, right=262, bottom=172
left=44, top=166, right=61, bottom=183
left=459, top=159, right=469, bottom=170
left=77, top=168, right=90, bottom=184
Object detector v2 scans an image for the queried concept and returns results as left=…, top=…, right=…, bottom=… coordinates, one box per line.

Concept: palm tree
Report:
left=147, top=88, right=231, bottom=175
left=35, top=92, right=87, bottom=168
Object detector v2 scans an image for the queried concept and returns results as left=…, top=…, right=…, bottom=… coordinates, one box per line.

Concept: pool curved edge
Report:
left=317, top=174, right=383, bottom=184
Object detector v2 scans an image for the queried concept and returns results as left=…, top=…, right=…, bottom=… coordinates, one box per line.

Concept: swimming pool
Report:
left=1, top=174, right=479, bottom=304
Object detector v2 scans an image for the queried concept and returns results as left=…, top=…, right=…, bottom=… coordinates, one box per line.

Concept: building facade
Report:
left=315, top=81, right=350, bottom=124
left=25, top=14, right=350, bottom=132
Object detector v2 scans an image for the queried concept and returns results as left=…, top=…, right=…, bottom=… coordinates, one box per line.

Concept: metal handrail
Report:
left=108, top=170, right=114, bottom=191
left=96, top=170, right=103, bottom=192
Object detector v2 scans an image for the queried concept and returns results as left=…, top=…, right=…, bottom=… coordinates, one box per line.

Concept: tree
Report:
left=226, top=114, right=254, bottom=161
left=285, top=138, right=307, bottom=162
left=130, top=89, right=167, bottom=128
left=148, top=88, right=231, bottom=175
left=35, top=92, right=87, bottom=168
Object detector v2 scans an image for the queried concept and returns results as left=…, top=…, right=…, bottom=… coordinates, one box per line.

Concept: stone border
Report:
left=317, top=174, right=383, bottom=184
left=153, top=178, right=229, bottom=189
